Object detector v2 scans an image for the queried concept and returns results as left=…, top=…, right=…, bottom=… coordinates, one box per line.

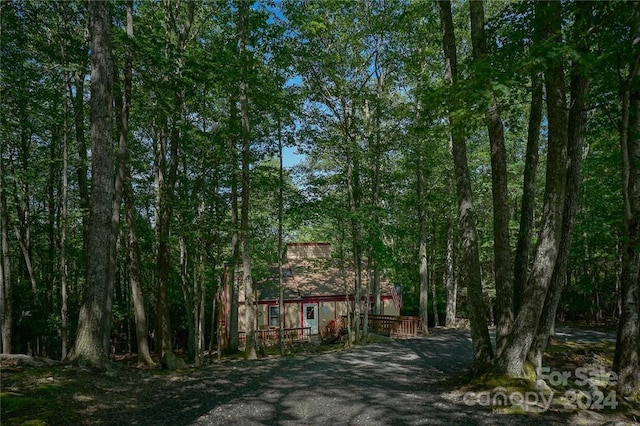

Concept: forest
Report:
left=0, top=0, right=638, bottom=399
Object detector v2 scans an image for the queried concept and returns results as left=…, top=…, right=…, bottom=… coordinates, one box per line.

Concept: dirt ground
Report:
left=1, top=328, right=638, bottom=425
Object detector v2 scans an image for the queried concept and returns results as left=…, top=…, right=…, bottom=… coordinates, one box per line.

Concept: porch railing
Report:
left=239, top=326, right=311, bottom=347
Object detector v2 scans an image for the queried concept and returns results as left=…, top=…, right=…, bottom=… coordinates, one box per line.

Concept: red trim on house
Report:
left=253, top=295, right=394, bottom=304
left=299, top=301, right=303, bottom=330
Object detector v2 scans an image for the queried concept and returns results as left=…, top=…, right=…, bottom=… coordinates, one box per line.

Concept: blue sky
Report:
left=282, top=145, right=306, bottom=168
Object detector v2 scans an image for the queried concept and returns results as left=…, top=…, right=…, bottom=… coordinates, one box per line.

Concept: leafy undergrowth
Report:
left=455, top=337, right=640, bottom=423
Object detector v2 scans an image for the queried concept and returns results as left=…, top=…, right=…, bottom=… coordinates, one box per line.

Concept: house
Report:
left=221, top=242, right=401, bottom=345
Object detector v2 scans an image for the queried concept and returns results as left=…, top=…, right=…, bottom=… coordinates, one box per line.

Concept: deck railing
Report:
left=239, top=327, right=311, bottom=347
left=348, top=314, right=424, bottom=338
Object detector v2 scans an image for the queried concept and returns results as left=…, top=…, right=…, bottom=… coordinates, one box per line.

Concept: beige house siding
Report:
left=318, top=301, right=336, bottom=329
left=237, top=297, right=400, bottom=334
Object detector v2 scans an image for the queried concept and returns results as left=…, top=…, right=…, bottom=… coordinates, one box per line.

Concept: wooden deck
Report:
left=351, top=314, right=424, bottom=338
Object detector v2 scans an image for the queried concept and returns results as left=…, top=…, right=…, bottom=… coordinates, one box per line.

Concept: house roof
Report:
left=257, top=258, right=394, bottom=301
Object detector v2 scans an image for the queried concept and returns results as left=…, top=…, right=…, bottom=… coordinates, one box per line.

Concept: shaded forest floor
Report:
left=1, top=327, right=639, bottom=425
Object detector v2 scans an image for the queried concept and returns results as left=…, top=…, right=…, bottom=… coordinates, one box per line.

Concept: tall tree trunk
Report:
left=57, top=3, right=78, bottom=358
left=372, top=67, right=384, bottom=315
left=177, top=236, right=201, bottom=365
left=72, top=70, right=90, bottom=250
left=513, top=70, right=543, bottom=316
left=210, top=172, right=223, bottom=358
left=15, top=116, right=35, bottom=303
left=106, top=34, right=132, bottom=360
left=227, top=95, right=241, bottom=353
left=469, top=0, right=512, bottom=356
left=417, top=153, right=429, bottom=334
left=278, top=117, right=286, bottom=356
left=13, top=119, right=37, bottom=355
left=427, top=250, right=440, bottom=327
left=69, top=0, right=114, bottom=367
left=118, top=0, right=154, bottom=368
left=337, top=225, right=352, bottom=347
left=497, top=0, right=568, bottom=377
left=347, top=154, right=363, bottom=343
left=124, top=178, right=154, bottom=366
left=155, top=117, right=184, bottom=368
left=363, top=264, right=371, bottom=340
left=12, top=224, right=36, bottom=294
left=60, top=60, right=71, bottom=360
left=227, top=223, right=240, bottom=354
left=154, top=101, right=184, bottom=368
left=614, top=3, right=640, bottom=397
left=197, top=245, right=206, bottom=366
left=438, top=0, right=493, bottom=372
left=445, top=215, right=456, bottom=328
left=528, top=2, right=592, bottom=372
left=14, top=124, right=36, bottom=299
left=237, top=0, right=256, bottom=360
left=431, top=254, right=439, bottom=327
left=0, top=143, right=12, bottom=354
left=179, top=239, right=195, bottom=361
left=46, top=124, right=58, bottom=357
left=194, top=124, right=209, bottom=367
left=154, top=0, right=194, bottom=370
left=155, top=201, right=175, bottom=368
left=60, top=145, right=69, bottom=360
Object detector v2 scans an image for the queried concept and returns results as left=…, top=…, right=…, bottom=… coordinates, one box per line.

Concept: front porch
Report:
left=236, top=314, right=423, bottom=349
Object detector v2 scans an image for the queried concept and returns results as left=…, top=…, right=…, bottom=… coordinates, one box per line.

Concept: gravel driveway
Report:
left=99, top=328, right=623, bottom=426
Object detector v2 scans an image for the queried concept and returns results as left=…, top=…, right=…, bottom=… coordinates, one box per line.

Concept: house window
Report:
left=269, top=305, right=280, bottom=327
left=306, top=305, right=315, bottom=320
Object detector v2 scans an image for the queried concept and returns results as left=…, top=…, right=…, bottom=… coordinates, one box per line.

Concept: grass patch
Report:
left=1, top=393, right=41, bottom=414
